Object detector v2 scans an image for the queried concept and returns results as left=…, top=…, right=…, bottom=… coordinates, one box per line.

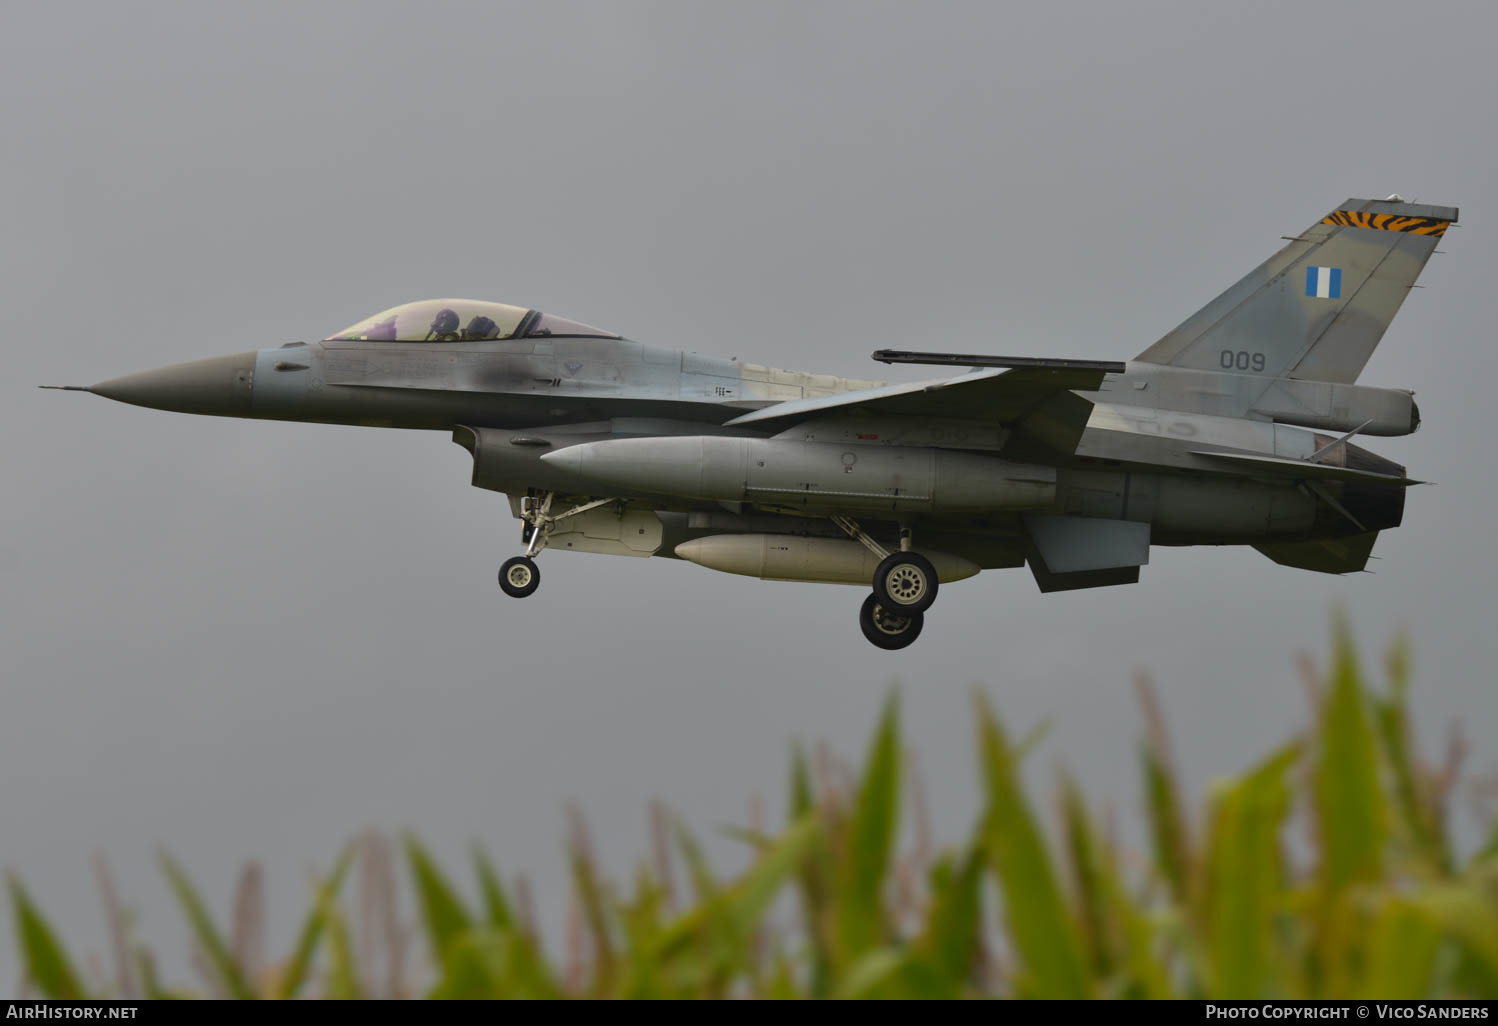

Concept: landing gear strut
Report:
left=833, top=515, right=940, bottom=649
left=499, top=491, right=619, bottom=599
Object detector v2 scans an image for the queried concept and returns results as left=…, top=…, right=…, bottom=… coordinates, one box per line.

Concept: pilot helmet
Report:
left=429, top=308, right=460, bottom=337
left=463, top=315, right=498, bottom=340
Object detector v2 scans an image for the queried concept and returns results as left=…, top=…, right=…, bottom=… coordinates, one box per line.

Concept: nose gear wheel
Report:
left=499, top=555, right=540, bottom=598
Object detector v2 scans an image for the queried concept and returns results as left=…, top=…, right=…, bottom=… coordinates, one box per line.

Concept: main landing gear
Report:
left=833, top=515, right=939, bottom=651
left=859, top=594, right=924, bottom=650
left=498, top=491, right=619, bottom=599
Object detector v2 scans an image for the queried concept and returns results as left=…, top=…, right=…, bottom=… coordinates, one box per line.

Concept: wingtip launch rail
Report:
left=872, top=350, right=1128, bottom=374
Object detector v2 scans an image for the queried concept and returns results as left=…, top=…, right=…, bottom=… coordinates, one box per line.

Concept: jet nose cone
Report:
left=90, top=351, right=257, bottom=416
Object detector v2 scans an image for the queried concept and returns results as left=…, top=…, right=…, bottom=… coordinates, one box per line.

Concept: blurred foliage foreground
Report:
left=9, top=626, right=1498, bottom=999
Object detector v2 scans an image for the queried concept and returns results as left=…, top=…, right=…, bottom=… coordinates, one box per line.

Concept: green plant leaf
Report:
left=648, top=816, right=818, bottom=997
left=617, top=868, right=668, bottom=999
left=274, top=844, right=353, bottom=999
left=1095, top=838, right=1174, bottom=999
left=473, top=847, right=513, bottom=931
left=1413, top=882, right=1498, bottom=990
left=1476, top=822, right=1498, bottom=868
left=763, top=951, right=801, bottom=1000
left=405, top=834, right=474, bottom=963
left=974, top=693, right=1091, bottom=999
left=1203, top=743, right=1298, bottom=998
left=157, top=853, right=254, bottom=999
left=835, top=692, right=900, bottom=959
left=1060, top=772, right=1113, bottom=978
left=790, top=740, right=813, bottom=821
left=428, top=931, right=503, bottom=999
left=922, top=843, right=984, bottom=990
left=835, top=947, right=909, bottom=999
left=1374, top=633, right=1450, bottom=874
left=1315, top=619, right=1387, bottom=892
left=133, top=947, right=176, bottom=1000
left=568, top=826, right=618, bottom=984
left=1142, top=739, right=1191, bottom=902
left=729, top=815, right=819, bottom=938
left=431, top=928, right=563, bottom=999
left=1137, top=676, right=1191, bottom=903
left=674, top=820, right=719, bottom=905
left=501, top=931, right=565, bottom=999
left=7, top=873, right=85, bottom=999
left=1354, top=898, right=1442, bottom=1000
left=314, top=880, right=362, bottom=999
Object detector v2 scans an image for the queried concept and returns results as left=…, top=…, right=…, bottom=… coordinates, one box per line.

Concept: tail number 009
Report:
left=1220, top=350, right=1266, bottom=372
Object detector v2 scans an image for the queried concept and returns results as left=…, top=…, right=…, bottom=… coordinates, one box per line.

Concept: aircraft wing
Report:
left=723, top=358, right=1118, bottom=456
left=1254, top=531, right=1381, bottom=575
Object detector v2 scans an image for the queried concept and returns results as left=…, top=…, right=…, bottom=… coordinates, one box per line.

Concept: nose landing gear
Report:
left=832, top=515, right=940, bottom=650
left=499, top=491, right=621, bottom=598
left=499, top=555, right=540, bottom=597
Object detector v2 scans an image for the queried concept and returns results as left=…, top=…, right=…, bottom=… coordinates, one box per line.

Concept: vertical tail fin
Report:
left=1135, top=198, right=1457, bottom=383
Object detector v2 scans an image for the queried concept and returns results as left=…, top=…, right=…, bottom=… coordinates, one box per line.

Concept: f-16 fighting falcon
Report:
left=46, top=197, right=1454, bottom=648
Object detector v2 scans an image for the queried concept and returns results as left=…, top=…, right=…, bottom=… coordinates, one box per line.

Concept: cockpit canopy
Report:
left=325, top=299, right=619, bottom=343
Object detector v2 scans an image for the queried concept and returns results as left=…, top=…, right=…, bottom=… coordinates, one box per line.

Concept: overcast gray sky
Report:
left=4, top=0, right=1495, bottom=989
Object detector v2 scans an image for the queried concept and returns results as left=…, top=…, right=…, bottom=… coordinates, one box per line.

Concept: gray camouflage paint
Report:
left=60, top=197, right=1454, bottom=599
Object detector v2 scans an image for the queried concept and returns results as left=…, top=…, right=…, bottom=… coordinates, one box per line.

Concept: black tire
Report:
left=499, top=555, right=541, bottom=598
left=872, top=551, right=939, bottom=614
left=859, top=593, right=924, bottom=650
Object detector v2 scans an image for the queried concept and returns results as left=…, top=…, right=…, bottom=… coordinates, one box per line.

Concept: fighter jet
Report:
left=46, top=197, right=1454, bottom=649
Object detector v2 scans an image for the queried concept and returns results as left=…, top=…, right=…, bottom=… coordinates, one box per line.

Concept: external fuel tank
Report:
left=540, top=436, right=1056, bottom=513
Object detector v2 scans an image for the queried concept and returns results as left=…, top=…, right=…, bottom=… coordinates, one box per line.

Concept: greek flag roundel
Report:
left=1305, top=266, right=1342, bottom=299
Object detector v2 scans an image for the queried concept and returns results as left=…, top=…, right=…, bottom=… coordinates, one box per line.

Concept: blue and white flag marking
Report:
left=1305, top=265, right=1342, bottom=299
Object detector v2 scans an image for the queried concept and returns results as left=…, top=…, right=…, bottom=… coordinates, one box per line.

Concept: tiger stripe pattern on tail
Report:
left=1321, top=210, right=1451, bottom=236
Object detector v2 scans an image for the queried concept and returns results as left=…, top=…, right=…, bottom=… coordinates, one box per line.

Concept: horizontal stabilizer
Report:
left=1254, top=531, right=1380, bottom=574
left=1189, top=450, right=1420, bottom=486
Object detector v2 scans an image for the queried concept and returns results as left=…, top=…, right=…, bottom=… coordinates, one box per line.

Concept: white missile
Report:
left=675, top=534, right=981, bottom=586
